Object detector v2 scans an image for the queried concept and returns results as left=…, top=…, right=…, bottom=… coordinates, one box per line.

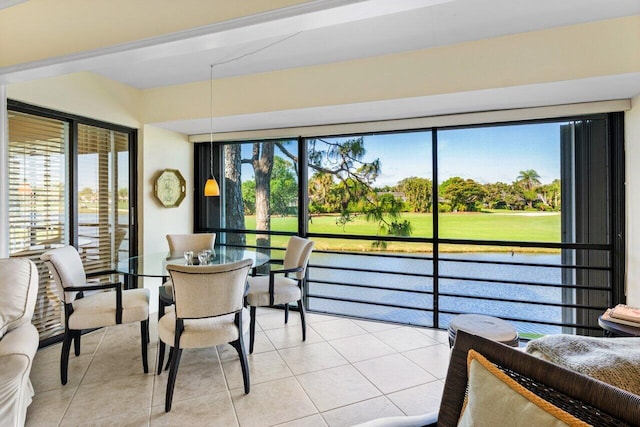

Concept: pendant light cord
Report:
left=210, top=64, right=214, bottom=177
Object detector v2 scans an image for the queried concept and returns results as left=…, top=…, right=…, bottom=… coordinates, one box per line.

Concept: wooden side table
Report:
left=598, top=315, right=640, bottom=337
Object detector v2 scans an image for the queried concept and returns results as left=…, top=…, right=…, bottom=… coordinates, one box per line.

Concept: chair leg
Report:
left=284, top=303, right=289, bottom=324
left=165, top=348, right=173, bottom=371
left=140, top=320, right=149, bottom=374
left=249, top=306, right=257, bottom=354
left=298, top=299, right=306, bottom=341
left=60, top=333, right=72, bottom=385
left=73, top=330, right=81, bottom=356
left=158, top=340, right=166, bottom=375
left=231, top=338, right=250, bottom=394
left=165, top=348, right=183, bottom=412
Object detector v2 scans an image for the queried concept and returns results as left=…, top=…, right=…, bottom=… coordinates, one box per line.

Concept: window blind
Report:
left=8, top=111, right=68, bottom=340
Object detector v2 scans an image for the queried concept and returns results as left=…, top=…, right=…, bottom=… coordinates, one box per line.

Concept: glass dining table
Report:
left=116, top=245, right=270, bottom=288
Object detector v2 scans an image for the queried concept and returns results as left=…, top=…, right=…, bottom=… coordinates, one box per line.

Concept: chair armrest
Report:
left=269, top=266, right=303, bottom=276
left=352, top=412, right=438, bottom=427
left=64, top=282, right=121, bottom=292
left=86, top=269, right=119, bottom=278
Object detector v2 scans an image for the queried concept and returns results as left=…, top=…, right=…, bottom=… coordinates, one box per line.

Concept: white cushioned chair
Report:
left=0, top=258, right=39, bottom=427
left=162, top=233, right=217, bottom=300
left=245, top=236, right=314, bottom=353
left=41, top=246, right=150, bottom=385
left=158, top=258, right=252, bottom=412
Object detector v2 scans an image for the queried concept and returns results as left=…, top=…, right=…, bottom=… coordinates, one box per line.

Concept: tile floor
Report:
left=26, top=308, right=451, bottom=427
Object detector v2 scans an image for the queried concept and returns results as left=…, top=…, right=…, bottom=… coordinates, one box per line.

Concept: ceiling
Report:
left=6, top=0, right=640, bottom=135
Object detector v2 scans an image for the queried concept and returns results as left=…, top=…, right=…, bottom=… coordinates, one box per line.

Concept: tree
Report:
left=241, top=180, right=256, bottom=214
left=516, top=169, right=542, bottom=190
left=440, top=177, right=487, bottom=212
left=234, top=137, right=411, bottom=249
left=270, top=156, right=297, bottom=216
left=515, top=169, right=542, bottom=209
left=225, top=144, right=246, bottom=246
left=241, top=143, right=274, bottom=248
left=79, top=187, right=94, bottom=202
left=397, top=177, right=432, bottom=212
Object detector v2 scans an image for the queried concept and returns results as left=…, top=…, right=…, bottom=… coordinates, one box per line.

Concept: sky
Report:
left=241, top=121, right=566, bottom=187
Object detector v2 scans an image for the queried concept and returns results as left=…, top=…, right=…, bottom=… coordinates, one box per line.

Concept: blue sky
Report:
left=240, top=121, right=565, bottom=187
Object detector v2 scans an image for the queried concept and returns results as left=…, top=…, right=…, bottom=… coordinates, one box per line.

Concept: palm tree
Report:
left=516, top=169, right=541, bottom=190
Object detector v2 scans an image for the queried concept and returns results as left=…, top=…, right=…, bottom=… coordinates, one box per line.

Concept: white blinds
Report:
left=8, top=111, right=68, bottom=340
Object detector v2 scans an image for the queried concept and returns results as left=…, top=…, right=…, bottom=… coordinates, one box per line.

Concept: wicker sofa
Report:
left=356, top=330, right=640, bottom=426
left=0, top=258, right=39, bottom=427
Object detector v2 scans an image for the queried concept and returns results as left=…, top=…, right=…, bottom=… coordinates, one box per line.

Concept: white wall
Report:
left=626, top=94, right=640, bottom=306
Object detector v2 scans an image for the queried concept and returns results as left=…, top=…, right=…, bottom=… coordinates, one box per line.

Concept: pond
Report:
left=308, top=251, right=564, bottom=335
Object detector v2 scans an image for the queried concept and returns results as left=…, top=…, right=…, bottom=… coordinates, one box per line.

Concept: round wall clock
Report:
left=154, top=169, right=186, bottom=208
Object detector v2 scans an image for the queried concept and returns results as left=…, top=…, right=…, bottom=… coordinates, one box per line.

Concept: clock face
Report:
left=154, top=169, right=186, bottom=208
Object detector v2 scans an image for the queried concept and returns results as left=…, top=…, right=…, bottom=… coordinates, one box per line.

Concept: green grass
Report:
left=242, top=211, right=561, bottom=253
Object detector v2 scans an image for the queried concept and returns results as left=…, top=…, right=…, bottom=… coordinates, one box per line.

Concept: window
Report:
left=196, top=113, right=624, bottom=336
left=7, top=101, right=137, bottom=341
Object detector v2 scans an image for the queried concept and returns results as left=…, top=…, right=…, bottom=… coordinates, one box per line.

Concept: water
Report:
left=308, top=252, right=564, bottom=335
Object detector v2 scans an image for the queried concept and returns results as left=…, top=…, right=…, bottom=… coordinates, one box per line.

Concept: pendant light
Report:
left=204, top=64, right=220, bottom=197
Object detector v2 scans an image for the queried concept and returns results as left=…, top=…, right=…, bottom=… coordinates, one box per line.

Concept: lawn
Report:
left=242, top=211, right=561, bottom=253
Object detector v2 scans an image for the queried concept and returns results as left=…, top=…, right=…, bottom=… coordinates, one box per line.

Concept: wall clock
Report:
left=154, top=169, right=186, bottom=208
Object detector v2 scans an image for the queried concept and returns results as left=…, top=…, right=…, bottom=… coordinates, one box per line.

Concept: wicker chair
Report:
left=355, top=329, right=640, bottom=427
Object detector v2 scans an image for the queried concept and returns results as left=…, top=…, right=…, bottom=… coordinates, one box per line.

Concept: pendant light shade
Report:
left=204, top=175, right=220, bottom=196
left=205, top=64, right=220, bottom=197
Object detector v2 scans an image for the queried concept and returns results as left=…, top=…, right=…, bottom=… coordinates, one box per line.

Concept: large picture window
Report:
left=195, top=113, right=624, bottom=337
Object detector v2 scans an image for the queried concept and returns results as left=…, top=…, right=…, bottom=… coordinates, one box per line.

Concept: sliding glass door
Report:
left=7, top=102, right=136, bottom=341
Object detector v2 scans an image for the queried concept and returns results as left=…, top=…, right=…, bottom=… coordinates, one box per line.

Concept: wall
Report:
left=626, top=94, right=640, bottom=306
left=140, top=125, right=193, bottom=312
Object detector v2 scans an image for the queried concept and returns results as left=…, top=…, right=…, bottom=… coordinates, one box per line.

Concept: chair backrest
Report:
left=166, top=233, right=216, bottom=257
left=0, top=258, right=39, bottom=337
left=283, top=236, right=314, bottom=280
left=167, top=258, right=252, bottom=319
left=438, top=330, right=640, bottom=426
left=40, top=245, right=86, bottom=303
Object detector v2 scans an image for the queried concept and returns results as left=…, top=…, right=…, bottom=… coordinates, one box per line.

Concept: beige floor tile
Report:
left=257, top=311, right=301, bottom=330
left=25, top=387, right=77, bottom=427
left=264, top=325, right=323, bottom=350
left=222, top=350, right=293, bottom=390
left=152, top=348, right=226, bottom=406
left=354, top=354, right=437, bottom=394
left=274, top=414, right=328, bottom=427
left=231, top=377, right=317, bottom=427
left=83, top=347, right=156, bottom=385
left=328, top=334, right=396, bottom=363
left=30, top=355, right=92, bottom=392
left=278, top=341, right=348, bottom=375
left=310, top=319, right=367, bottom=341
left=150, top=391, right=238, bottom=427
left=216, top=331, right=274, bottom=357
left=61, top=408, right=151, bottom=427
left=28, top=311, right=453, bottom=427
left=97, top=322, right=150, bottom=355
left=297, top=365, right=380, bottom=412
left=416, top=327, right=450, bottom=344
left=321, top=396, right=403, bottom=427
left=403, top=344, right=451, bottom=379
left=63, top=374, right=153, bottom=424
left=373, top=327, right=439, bottom=352
left=386, top=381, right=445, bottom=416
left=353, top=319, right=402, bottom=333
left=304, top=312, right=339, bottom=324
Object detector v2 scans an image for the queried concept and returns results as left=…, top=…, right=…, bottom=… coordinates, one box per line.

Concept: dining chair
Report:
left=162, top=233, right=217, bottom=298
left=41, top=245, right=150, bottom=385
left=245, top=236, right=314, bottom=353
left=158, top=259, right=253, bottom=412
